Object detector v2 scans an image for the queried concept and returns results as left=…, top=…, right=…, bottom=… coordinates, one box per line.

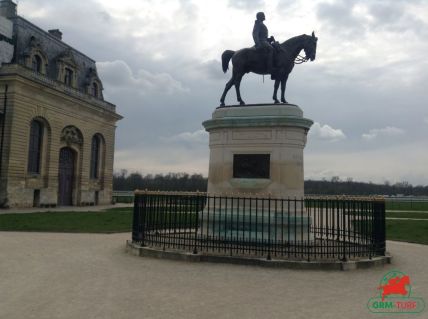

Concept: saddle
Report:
left=251, top=42, right=285, bottom=79
left=251, top=41, right=283, bottom=54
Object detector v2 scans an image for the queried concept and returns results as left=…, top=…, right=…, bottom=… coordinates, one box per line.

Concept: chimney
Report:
left=48, top=29, right=62, bottom=40
left=0, top=0, right=17, bottom=18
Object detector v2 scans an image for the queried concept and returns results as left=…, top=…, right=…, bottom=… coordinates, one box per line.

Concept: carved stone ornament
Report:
left=57, top=48, right=78, bottom=68
left=22, top=36, right=40, bottom=56
left=22, top=36, right=47, bottom=60
left=61, top=126, right=83, bottom=145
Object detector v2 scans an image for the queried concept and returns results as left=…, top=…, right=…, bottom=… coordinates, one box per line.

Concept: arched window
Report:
left=28, top=120, right=43, bottom=174
left=64, top=67, right=73, bottom=86
left=32, top=55, right=42, bottom=73
left=92, top=82, right=98, bottom=98
left=90, top=135, right=100, bottom=179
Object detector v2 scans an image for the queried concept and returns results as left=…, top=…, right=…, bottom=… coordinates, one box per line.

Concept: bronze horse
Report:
left=220, top=32, right=317, bottom=106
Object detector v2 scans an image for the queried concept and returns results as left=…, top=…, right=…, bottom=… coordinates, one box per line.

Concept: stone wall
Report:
left=0, top=2, right=121, bottom=208
left=0, top=65, right=121, bottom=208
left=203, top=104, right=313, bottom=199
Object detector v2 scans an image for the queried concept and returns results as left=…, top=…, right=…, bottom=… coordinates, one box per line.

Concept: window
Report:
left=64, top=68, right=73, bottom=86
left=32, top=55, right=42, bottom=73
left=90, top=135, right=100, bottom=179
left=28, top=120, right=43, bottom=174
left=92, top=82, right=98, bottom=98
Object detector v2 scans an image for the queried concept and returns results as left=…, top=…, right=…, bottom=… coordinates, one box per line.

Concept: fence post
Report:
left=373, top=198, right=386, bottom=256
left=193, top=192, right=201, bottom=254
left=267, top=194, right=272, bottom=261
left=341, top=199, right=347, bottom=262
left=132, top=191, right=139, bottom=242
left=132, top=191, right=145, bottom=246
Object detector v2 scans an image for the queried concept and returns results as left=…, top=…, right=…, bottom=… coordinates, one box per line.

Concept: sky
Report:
left=17, top=0, right=428, bottom=185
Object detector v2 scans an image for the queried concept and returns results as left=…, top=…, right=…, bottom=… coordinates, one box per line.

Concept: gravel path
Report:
left=0, top=232, right=427, bottom=319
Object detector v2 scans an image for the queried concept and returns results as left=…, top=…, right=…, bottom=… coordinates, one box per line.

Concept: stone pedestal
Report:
left=202, top=104, right=313, bottom=242
left=202, top=103, right=313, bottom=198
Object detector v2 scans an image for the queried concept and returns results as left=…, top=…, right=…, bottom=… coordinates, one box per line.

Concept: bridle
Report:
left=294, top=37, right=315, bottom=64
left=294, top=54, right=309, bottom=64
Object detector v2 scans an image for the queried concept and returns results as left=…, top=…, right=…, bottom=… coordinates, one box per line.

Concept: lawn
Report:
left=386, top=200, right=428, bottom=211
left=0, top=207, right=133, bottom=233
left=0, top=207, right=197, bottom=233
left=386, top=220, right=428, bottom=245
left=386, top=211, right=428, bottom=219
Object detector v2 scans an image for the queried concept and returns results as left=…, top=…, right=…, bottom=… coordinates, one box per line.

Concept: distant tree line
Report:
left=113, top=170, right=207, bottom=192
left=113, top=171, right=428, bottom=196
left=305, top=177, right=428, bottom=196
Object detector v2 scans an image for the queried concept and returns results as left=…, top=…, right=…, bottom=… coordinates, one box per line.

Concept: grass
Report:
left=386, top=211, right=428, bottom=219
left=386, top=220, right=428, bottom=245
left=386, top=201, right=428, bottom=211
left=0, top=207, right=198, bottom=233
left=0, top=207, right=133, bottom=233
left=113, top=196, right=134, bottom=204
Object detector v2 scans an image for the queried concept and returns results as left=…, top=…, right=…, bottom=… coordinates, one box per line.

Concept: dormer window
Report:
left=56, top=50, right=78, bottom=88
left=85, top=68, right=104, bottom=100
left=64, top=68, right=73, bottom=86
left=25, top=37, right=48, bottom=75
left=32, top=55, right=42, bottom=73
left=92, top=82, right=98, bottom=98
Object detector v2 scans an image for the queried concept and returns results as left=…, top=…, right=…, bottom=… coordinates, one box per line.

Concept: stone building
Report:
left=0, top=0, right=122, bottom=208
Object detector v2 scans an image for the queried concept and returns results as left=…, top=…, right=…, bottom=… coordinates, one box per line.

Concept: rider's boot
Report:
left=266, top=50, right=278, bottom=80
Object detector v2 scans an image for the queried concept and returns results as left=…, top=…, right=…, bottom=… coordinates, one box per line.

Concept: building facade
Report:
left=0, top=0, right=122, bottom=208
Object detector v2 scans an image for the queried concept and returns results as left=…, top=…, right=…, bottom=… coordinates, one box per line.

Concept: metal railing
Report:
left=118, top=190, right=428, bottom=209
left=132, top=191, right=386, bottom=261
left=113, top=191, right=134, bottom=203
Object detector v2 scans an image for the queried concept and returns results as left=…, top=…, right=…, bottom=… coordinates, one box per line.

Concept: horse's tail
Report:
left=222, top=50, right=235, bottom=73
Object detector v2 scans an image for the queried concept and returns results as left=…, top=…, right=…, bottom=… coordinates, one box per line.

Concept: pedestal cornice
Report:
left=203, top=104, right=313, bottom=132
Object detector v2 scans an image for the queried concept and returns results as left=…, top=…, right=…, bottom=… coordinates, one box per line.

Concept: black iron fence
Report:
left=132, top=191, right=386, bottom=261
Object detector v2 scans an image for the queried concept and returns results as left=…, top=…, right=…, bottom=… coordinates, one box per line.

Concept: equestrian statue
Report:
left=220, top=12, right=318, bottom=106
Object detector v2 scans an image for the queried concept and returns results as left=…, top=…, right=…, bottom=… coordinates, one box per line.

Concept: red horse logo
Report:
left=378, top=275, right=410, bottom=301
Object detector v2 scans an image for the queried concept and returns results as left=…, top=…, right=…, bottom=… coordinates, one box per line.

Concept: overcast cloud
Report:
left=17, top=0, right=428, bottom=185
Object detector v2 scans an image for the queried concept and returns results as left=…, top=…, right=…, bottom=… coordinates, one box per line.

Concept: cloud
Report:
left=367, top=2, right=428, bottom=37
left=97, top=60, right=188, bottom=95
left=161, top=129, right=208, bottom=144
left=316, top=0, right=366, bottom=37
left=195, top=60, right=224, bottom=81
left=362, top=126, right=405, bottom=140
left=115, top=143, right=208, bottom=175
left=16, top=0, right=428, bottom=185
left=309, top=122, right=346, bottom=142
left=306, top=141, right=428, bottom=185
left=316, top=0, right=428, bottom=39
left=228, top=0, right=265, bottom=11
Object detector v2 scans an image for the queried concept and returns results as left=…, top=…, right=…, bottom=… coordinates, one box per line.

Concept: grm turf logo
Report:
left=367, top=270, right=425, bottom=314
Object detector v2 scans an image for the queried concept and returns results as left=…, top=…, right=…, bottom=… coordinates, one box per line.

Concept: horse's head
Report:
left=303, top=32, right=318, bottom=61
left=401, top=275, right=410, bottom=285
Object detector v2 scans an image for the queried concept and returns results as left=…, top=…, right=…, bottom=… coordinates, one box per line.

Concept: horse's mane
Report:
left=280, top=34, right=308, bottom=49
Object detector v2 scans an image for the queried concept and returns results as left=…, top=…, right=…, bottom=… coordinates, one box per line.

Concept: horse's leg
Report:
left=234, top=72, right=245, bottom=105
left=281, top=76, right=289, bottom=104
left=273, top=79, right=280, bottom=104
left=220, top=74, right=235, bottom=106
